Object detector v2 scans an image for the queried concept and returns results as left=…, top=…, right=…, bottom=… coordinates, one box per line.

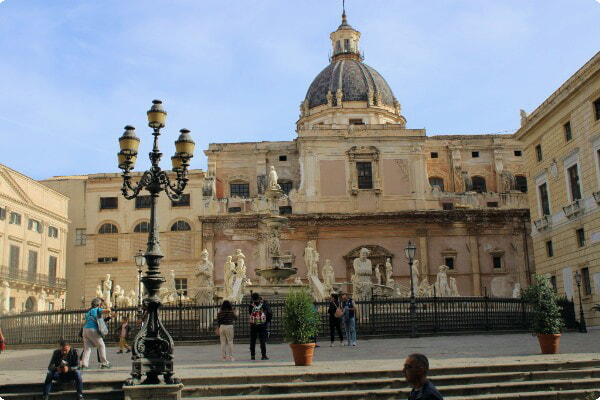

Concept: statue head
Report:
left=201, top=249, right=209, bottom=261
left=226, top=255, right=232, bottom=262
left=270, top=166, right=275, bottom=171
left=325, top=259, right=331, bottom=266
left=307, top=241, right=313, bottom=248
left=106, top=273, right=111, bottom=280
left=359, top=248, right=369, bottom=260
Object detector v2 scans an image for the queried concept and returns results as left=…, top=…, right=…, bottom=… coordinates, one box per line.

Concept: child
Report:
left=117, top=316, right=131, bottom=354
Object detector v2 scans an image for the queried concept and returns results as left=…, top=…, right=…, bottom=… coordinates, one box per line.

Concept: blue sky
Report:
left=0, top=0, right=599, bottom=180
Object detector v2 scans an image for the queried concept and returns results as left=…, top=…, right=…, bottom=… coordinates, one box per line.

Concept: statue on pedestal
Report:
left=127, top=290, right=137, bottom=306
left=304, top=241, right=319, bottom=277
left=38, top=289, right=48, bottom=311
left=95, top=284, right=103, bottom=299
left=224, top=256, right=236, bottom=299
left=268, top=231, right=280, bottom=257
left=196, top=249, right=215, bottom=304
left=512, top=283, right=521, bottom=299
left=449, top=277, right=460, bottom=297
left=411, top=260, right=420, bottom=292
left=102, top=274, right=112, bottom=308
left=385, top=258, right=394, bottom=287
left=418, top=279, right=433, bottom=297
left=374, top=265, right=382, bottom=286
left=322, top=259, right=335, bottom=293
left=435, top=265, right=450, bottom=297
left=268, top=166, right=281, bottom=191
left=165, top=270, right=177, bottom=303
left=352, top=248, right=373, bottom=300
left=234, top=249, right=246, bottom=280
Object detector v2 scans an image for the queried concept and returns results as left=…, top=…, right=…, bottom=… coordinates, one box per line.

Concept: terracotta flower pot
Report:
left=289, top=343, right=316, bottom=366
left=537, top=333, right=561, bottom=354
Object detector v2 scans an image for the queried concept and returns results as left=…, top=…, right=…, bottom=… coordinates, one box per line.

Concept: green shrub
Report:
left=521, top=275, right=565, bottom=334
left=282, top=289, right=320, bottom=344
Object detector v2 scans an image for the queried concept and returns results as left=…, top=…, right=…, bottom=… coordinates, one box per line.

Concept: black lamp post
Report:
left=574, top=271, right=587, bottom=333
left=404, top=240, right=418, bottom=338
left=119, top=99, right=194, bottom=385
left=134, top=250, right=146, bottom=323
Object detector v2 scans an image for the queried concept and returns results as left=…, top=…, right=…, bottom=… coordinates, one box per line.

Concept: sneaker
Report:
left=329, top=343, right=334, bottom=347
left=42, top=394, right=50, bottom=400
left=251, top=355, right=255, bottom=360
left=100, top=363, right=112, bottom=369
left=352, top=342, right=357, bottom=346
left=261, top=356, right=269, bottom=360
left=339, top=342, right=344, bottom=347
left=126, top=349, right=131, bottom=353
left=78, top=366, right=90, bottom=370
left=117, top=350, right=123, bottom=354
left=77, top=393, right=85, bottom=400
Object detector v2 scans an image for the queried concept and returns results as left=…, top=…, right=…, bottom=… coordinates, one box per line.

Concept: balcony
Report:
left=0, top=266, right=67, bottom=290
left=562, top=199, right=584, bottom=219
left=533, top=215, right=551, bottom=231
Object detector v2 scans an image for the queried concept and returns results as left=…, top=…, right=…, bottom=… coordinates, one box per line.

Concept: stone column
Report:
left=468, top=228, right=482, bottom=296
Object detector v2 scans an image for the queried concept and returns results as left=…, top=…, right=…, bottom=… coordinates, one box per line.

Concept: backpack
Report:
left=249, top=303, right=267, bottom=325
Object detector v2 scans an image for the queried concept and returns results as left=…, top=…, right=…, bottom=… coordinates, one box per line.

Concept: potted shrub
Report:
left=282, top=289, right=321, bottom=366
left=521, top=275, right=565, bottom=354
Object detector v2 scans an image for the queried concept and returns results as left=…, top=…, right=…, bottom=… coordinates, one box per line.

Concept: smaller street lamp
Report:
left=404, top=240, right=418, bottom=338
left=574, top=271, right=587, bottom=333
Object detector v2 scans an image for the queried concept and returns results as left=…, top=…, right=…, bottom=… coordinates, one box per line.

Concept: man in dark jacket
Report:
left=248, top=292, right=272, bottom=360
left=403, top=353, right=443, bottom=400
left=43, top=339, right=84, bottom=400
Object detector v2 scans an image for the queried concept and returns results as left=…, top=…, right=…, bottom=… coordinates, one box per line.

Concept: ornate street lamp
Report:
left=119, top=99, right=194, bottom=385
left=574, top=271, right=587, bottom=333
left=404, top=240, right=418, bottom=338
left=135, top=249, right=146, bottom=322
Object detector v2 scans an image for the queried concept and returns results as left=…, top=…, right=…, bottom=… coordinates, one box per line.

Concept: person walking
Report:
left=403, top=353, right=444, bottom=399
left=116, top=316, right=131, bottom=354
left=216, top=300, right=237, bottom=361
left=341, top=293, right=356, bottom=346
left=327, top=294, right=344, bottom=347
left=80, top=297, right=111, bottom=369
left=248, top=292, right=272, bottom=360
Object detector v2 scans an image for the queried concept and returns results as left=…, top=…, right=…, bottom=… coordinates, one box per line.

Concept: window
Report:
left=344, top=38, right=350, bottom=52
left=444, top=257, right=455, bottom=270
left=430, top=152, right=438, bottom=159
left=134, top=221, right=150, bottom=233
left=576, top=228, right=585, bottom=247
left=564, top=121, right=572, bottom=142
left=472, top=176, right=486, bottom=193
left=279, top=181, right=293, bottom=194
left=9, top=212, right=21, bottom=225
left=0, top=206, right=5, bottom=220
left=171, top=220, right=191, bottom=231
left=98, top=257, right=118, bottom=263
left=172, top=193, right=190, bottom=207
left=487, top=202, right=499, bottom=208
left=279, top=155, right=287, bottom=161
left=135, top=195, right=152, bottom=209
left=442, top=203, right=454, bottom=210
left=9, top=297, right=15, bottom=311
left=100, top=197, right=118, bottom=210
left=279, top=206, right=292, bottom=215
left=492, top=255, right=503, bottom=269
left=48, top=256, right=57, bottom=281
left=550, top=276, right=558, bottom=293
left=567, top=164, right=582, bottom=201
left=515, top=176, right=528, bottom=193
left=538, top=183, right=550, bottom=215
left=356, top=162, right=373, bottom=189
left=98, top=223, right=118, bottom=234
left=429, top=177, right=444, bottom=191
left=546, top=240, right=554, bottom=257
left=28, top=219, right=42, bottom=233
left=594, top=98, right=600, bottom=120
left=581, top=267, right=592, bottom=296
left=28, top=250, right=37, bottom=278
left=75, top=229, right=86, bottom=246
left=48, top=226, right=59, bottom=238
left=230, top=183, right=250, bottom=198
left=228, top=207, right=242, bottom=213
left=514, top=150, right=522, bottom=157
left=535, top=144, right=543, bottom=162
left=9, top=245, right=19, bottom=274
left=471, top=151, right=480, bottom=158
left=349, top=118, right=364, bottom=125
left=175, top=278, right=188, bottom=297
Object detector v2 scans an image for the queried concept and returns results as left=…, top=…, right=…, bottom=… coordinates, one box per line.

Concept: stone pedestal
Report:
left=123, top=383, right=184, bottom=400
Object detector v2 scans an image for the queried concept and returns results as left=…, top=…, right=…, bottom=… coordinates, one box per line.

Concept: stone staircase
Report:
left=2, top=360, right=599, bottom=400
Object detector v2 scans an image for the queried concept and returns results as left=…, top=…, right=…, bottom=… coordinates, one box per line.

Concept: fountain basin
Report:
left=256, top=267, right=297, bottom=284
left=263, top=215, right=288, bottom=229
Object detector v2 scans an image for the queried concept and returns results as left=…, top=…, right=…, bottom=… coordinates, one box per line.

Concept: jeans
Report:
left=250, top=324, right=267, bottom=357
left=344, top=317, right=356, bottom=344
left=44, top=370, right=83, bottom=395
left=329, top=317, right=343, bottom=343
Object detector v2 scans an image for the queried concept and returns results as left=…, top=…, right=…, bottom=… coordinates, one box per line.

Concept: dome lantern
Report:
left=330, top=11, right=362, bottom=62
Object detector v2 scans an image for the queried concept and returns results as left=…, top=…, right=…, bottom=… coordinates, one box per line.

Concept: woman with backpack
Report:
left=327, top=294, right=344, bottom=347
left=80, top=297, right=111, bottom=369
left=216, top=300, right=237, bottom=361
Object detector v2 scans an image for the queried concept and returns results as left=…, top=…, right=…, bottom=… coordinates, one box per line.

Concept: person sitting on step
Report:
left=43, top=339, right=84, bottom=400
left=403, top=353, right=443, bottom=400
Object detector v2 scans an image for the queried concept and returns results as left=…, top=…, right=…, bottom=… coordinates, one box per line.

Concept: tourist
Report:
left=403, top=353, right=444, bottom=400
left=216, top=300, right=237, bottom=361
left=0, top=326, right=5, bottom=354
left=80, top=297, right=111, bottom=369
left=341, top=293, right=356, bottom=346
left=43, top=339, right=84, bottom=400
left=248, top=292, right=272, bottom=360
left=327, top=294, right=344, bottom=346
left=116, top=316, right=131, bottom=354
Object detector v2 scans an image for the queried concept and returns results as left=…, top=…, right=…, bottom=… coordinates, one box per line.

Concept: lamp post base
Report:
left=127, top=357, right=180, bottom=385
left=123, top=383, right=184, bottom=400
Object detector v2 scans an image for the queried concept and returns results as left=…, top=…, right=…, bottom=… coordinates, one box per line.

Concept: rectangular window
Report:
left=576, top=228, right=585, bottom=247
left=135, top=195, right=152, bottom=209
left=98, top=257, right=118, bottom=263
left=48, top=256, right=57, bottom=281
left=487, top=202, right=499, bottom=208
left=538, top=183, right=550, bottom=215
left=228, top=207, right=242, bottom=213
left=594, top=98, right=600, bottom=120
left=546, top=240, right=554, bottom=257
left=172, top=193, right=190, bottom=207
left=471, top=151, right=479, bottom=158
left=9, top=245, right=20, bottom=274
left=100, top=197, right=118, bottom=210
left=28, top=250, right=38, bottom=278
left=279, top=155, right=287, bottom=161
left=564, top=121, right=572, bottom=142
left=550, top=276, right=558, bottom=293
left=444, top=257, right=455, bottom=270
left=514, top=150, right=522, bottom=157
left=356, top=162, right=373, bottom=189
left=75, top=229, right=86, bottom=246
left=430, top=152, right=438, bottom=159
left=9, top=297, right=15, bottom=311
left=582, top=267, right=592, bottom=296
left=492, top=256, right=503, bottom=269
left=535, top=144, right=543, bottom=162
left=0, top=206, right=5, bottom=220
left=230, top=183, right=250, bottom=198
left=567, top=164, right=582, bottom=201
left=442, top=203, right=454, bottom=210
left=279, top=181, right=293, bottom=194
left=516, top=176, right=528, bottom=193
left=28, top=219, right=42, bottom=232
left=175, top=278, right=188, bottom=297
left=349, top=118, right=364, bottom=125
left=48, top=226, right=59, bottom=238
left=279, top=206, right=292, bottom=215
left=344, top=38, right=350, bottom=52
left=9, top=212, right=21, bottom=225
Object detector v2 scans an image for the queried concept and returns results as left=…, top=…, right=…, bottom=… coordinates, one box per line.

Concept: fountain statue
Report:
left=195, top=249, right=215, bottom=304
left=352, top=248, right=373, bottom=301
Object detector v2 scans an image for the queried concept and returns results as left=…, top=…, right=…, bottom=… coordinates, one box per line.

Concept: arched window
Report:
left=472, top=176, right=487, bottom=193
left=279, top=180, right=293, bottom=195
left=98, top=223, right=118, bottom=234
left=515, top=175, right=528, bottom=193
left=134, top=221, right=150, bottom=233
left=429, top=177, right=444, bottom=192
left=171, top=220, right=191, bottom=232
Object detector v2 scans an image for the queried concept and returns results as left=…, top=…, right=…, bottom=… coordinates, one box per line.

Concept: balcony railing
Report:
left=0, top=266, right=67, bottom=290
left=562, top=199, right=584, bottom=219
left=533, top=215, right=551, bottom=231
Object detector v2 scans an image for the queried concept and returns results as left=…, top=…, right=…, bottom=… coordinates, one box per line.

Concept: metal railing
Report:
left=0, top=266, right=67, bottom=290
left=0, top=296, right=546, bottom=345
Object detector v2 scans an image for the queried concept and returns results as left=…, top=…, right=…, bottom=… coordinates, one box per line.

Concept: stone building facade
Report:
left=0, top=164, right=69, bottom=313
left=515, top=51, right=600, bottom=327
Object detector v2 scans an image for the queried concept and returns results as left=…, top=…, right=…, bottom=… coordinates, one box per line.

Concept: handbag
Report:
left=95, top=309, right=109, bottom=337
left=334, top=302, right=343, bottom=318
left=0, top=340, right=5, bottom=351
left=215, top=326, right=220, bottom=336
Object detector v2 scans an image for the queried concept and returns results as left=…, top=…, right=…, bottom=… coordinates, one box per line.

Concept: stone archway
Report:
left=343, top=245, right=394, bottom=283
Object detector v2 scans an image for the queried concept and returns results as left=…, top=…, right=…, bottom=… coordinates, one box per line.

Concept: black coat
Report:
left=47, top=348, right=79, bottom=372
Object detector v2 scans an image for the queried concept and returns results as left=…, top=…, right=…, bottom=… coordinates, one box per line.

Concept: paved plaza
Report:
left=1, top=330, right=599, bottom=386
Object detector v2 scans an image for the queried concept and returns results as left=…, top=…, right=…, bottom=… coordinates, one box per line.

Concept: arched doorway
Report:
left=343, top=245, right=394, bottom=284
left=25, top=296, right=37, bottom=312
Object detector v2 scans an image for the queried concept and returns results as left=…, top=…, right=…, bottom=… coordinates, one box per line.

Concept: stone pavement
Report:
left=1, top=330, right=599, bottom=386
